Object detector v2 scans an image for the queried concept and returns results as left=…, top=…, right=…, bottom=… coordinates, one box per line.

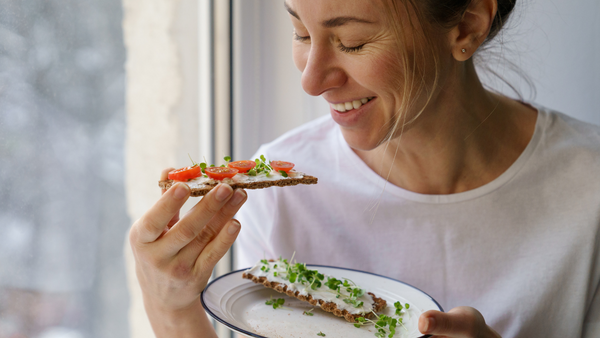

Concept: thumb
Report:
left=419, top=307, right=485, bottom=337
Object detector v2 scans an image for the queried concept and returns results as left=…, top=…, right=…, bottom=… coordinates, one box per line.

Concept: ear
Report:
left=448, top=0, right=497, bottom=61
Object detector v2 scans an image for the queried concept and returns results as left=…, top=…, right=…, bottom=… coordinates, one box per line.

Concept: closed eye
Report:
left=338, top=42, right=366, bottom=53
left=294, top=31, right=366, bottom=53
left=293, top=31, right=310, bottom=42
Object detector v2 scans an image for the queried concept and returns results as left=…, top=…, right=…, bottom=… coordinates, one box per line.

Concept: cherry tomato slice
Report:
left=270, top=161, right=294, bottom=173
left=205, top=166, right=239, bottom=180
left=228, top=160, right=256, bottom=173
left=168, top=166, right=202, bottom=181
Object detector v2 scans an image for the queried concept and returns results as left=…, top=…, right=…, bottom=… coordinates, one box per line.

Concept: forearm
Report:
left=144, top=296, right=218, bottom=338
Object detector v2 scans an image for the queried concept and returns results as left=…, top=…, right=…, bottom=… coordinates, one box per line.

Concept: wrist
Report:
left=144, top=296, right=216, bottom=338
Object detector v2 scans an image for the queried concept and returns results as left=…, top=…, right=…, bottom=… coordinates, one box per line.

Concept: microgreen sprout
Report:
left=260, top=258, right=272, bottom=273
left=281, top=262, right=325, bottom=290
left=265, top=296, right=285, bottom=309
left=394, top=301, right=410, bottom=317
left=353, top=305, right=410, bottom=338
left=354, top=313, right=398, bottom=338
left=317, top=332, right=326, bottom=336
left=249, top=155, right=274, bottom=177
left=220, top=156, right=231, bottom=167
left=343, top=298, right=364, bottom=308
left=323, top=277, right=365, bottom=308
left=303, top=308, right=314, bottom=316
left=325, top=277, right=342, bottom=290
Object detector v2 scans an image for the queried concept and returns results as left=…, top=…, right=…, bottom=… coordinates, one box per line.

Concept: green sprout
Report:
left=265, top=296, right=285, bottom=309
left=353, top=304, right=410, bottom=338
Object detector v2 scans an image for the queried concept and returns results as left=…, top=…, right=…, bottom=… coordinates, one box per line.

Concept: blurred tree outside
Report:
left=0, top=0, right=129, bottom=337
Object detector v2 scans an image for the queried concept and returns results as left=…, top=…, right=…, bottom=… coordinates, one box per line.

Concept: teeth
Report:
left=334, top=103, right=346, bottom=112
left=332, top=97, right=373, bottom=112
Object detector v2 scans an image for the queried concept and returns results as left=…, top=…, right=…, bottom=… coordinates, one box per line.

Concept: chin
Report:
left=339, top=128, right=386, bottom=152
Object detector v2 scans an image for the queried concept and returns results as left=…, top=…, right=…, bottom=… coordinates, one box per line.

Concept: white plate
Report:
left=201, top=265, right=442, bottom=338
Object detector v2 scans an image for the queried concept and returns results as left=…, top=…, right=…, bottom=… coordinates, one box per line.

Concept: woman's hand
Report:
left=129, top=168, right=247, bottom=337
left=418, top=307, right=501, bottom=338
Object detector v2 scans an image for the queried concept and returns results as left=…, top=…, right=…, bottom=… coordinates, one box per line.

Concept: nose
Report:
left=300, top=45, right=347, bottom=96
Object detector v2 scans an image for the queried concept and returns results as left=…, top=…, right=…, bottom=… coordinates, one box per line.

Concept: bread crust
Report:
left=159, top=175, right=318, bottom=196
left=242, top=272, right=387, bottom=323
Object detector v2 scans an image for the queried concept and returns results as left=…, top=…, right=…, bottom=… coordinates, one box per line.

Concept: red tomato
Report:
left=168, top=166, right=202, bottom=181
left=205, top=166, right=239, bottom=180
left=228, top=160, right=256, bottom=173
left=270, top=161, right=294, bottom=173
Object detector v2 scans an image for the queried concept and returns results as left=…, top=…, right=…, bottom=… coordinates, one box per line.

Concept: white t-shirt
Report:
left=235, top=106, right=600, bottom=338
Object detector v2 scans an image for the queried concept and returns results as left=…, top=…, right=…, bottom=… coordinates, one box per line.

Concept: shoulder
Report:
left=540, top=107, right=600, bottom=146
left=528, top=106, right=600, bottom=188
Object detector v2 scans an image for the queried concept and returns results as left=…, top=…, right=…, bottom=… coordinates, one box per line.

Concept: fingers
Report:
left=176, top=188, right=247, bottom=263
left=160, top=167, right=179, bottom=229
left=195, top=218, right=241, bottom=275
left=418, top=307, right=499, bottom=338
left=133, top=182, right=191, bottom=244
left=161, top=183, right=236, bottom=255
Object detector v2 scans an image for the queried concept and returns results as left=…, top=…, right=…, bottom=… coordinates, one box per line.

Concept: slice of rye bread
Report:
left=158, top=175, right=318, bottom=197
left=242, top=272, right=387, bottom=323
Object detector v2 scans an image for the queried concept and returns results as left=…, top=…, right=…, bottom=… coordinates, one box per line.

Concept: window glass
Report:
left=0, top=0, right=129, bottom=337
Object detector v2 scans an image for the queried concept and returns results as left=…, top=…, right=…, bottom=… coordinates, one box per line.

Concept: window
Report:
left=0, top=0, right=128, bottom=337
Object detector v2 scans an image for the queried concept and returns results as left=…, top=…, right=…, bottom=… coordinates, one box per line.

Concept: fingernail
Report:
left=173, top=183, right=190, bottom=200
left=228, top=220, right=241, bottom=235
left=215, top=184, right=233, bottom=202
left=427, top=317, right=435, bottom=331
left=229, top=189, right=246, bottom=206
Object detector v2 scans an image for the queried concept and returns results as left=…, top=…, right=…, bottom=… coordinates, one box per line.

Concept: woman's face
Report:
left=287, top=0, right=435, bottom=150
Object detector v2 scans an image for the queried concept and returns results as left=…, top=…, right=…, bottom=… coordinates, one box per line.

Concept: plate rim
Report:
left=201, top=264, right=444, bottom=338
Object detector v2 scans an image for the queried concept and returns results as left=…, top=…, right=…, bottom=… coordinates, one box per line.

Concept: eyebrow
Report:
left=284, top=1, right=374, bottom=28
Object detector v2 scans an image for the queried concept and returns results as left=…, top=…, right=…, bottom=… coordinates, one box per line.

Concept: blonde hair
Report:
left=377, top=0, right=518, bottom=146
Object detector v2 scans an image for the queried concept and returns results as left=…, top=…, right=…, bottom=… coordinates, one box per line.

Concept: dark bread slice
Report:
left=242, top=271, right=387, bottom=323
left=159, top=174, right=318, bottom=197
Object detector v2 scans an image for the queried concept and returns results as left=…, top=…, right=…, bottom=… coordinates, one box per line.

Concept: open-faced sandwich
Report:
left=158, top=155, right=318, bottom=196
left=243, top=257, right=387, bottom=323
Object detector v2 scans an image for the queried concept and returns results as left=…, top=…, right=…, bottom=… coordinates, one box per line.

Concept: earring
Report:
left=461, top=48, right=466, bottom=53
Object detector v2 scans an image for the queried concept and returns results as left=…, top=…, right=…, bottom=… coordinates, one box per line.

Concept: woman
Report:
left=129, top=0, right=600, bottom=337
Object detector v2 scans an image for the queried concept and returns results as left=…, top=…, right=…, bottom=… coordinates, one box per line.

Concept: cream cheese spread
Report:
left=183, top=170, right=304, bottom=190
left=245, top=259, right=375, bottom=315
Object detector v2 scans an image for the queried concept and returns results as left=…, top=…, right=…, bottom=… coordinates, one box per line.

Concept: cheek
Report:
left=355, top=51, right=405, bottom=107
left=376, top=57, right=403, bottom=93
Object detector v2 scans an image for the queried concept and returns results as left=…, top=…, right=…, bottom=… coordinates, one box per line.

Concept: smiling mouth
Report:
left=330, top=97, right=375, bottom=113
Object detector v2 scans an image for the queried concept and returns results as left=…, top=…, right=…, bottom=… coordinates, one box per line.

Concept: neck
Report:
left=354, top=62, right=537, bottom=195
